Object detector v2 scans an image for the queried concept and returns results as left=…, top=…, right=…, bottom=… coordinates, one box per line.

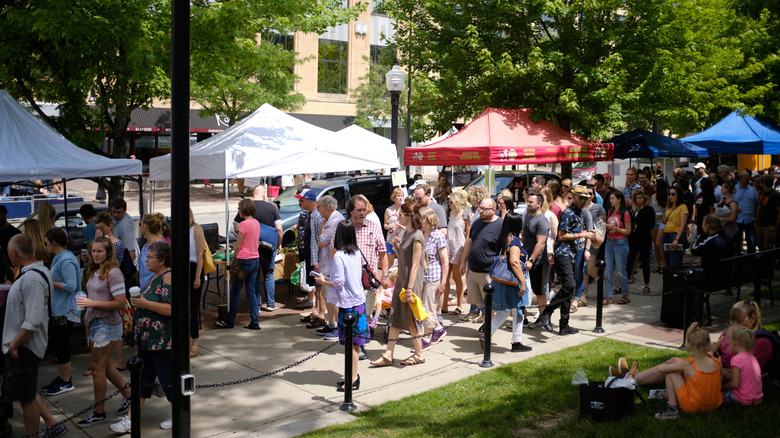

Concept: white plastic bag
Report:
left=571, top=367, right=588, bottom=385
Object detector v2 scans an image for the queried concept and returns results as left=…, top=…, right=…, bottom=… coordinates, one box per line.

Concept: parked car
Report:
left=274, top=175, right=395, bottom=247
left=572, top=161, right=597, bottom=180
left=462, top=171, right=561, bottom=197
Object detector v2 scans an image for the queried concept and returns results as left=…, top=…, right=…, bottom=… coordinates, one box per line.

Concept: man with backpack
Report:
left=4, top=234, right=67, bottom=437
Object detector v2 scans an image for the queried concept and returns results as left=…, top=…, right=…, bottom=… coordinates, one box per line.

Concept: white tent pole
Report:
left=224, top=178, right=231, bottom=307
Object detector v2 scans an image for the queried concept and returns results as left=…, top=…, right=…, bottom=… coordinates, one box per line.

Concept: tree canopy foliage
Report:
left=373, top=0, right=777, bottom=142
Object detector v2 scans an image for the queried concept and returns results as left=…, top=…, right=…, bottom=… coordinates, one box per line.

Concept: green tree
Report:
left=0, top=0, right=171, bottom=201
left=381, top=0, right=774, bottom=175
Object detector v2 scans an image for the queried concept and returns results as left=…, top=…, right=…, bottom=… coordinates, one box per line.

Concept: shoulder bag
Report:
left=490, top=236, right=520, bottom=287
left=359, top=250, right=381, bottom=289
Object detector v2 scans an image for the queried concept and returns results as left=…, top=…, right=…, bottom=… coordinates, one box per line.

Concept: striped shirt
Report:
left=2, top=262, right=52, bottom=358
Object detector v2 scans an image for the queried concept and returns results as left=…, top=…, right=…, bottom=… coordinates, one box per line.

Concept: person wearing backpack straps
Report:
left=603, top=191, right=632, bottom=305
left=4, top=234, right=68, bottom=437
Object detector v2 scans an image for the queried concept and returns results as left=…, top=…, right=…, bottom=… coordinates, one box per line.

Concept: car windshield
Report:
left=573, top=162, right=596, bottom=169
left=275, top=185, right=326, bottom=214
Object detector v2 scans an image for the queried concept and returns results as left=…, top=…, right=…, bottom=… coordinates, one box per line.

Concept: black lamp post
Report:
left=385, top=64, right=406, bottom=173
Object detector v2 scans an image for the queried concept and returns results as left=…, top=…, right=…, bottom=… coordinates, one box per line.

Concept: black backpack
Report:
left=754, top=329, right=780, bottom=388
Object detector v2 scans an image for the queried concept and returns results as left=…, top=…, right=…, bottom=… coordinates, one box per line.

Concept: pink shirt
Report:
left=606, top=210, right=629, bottom=240
left=236, top=218, right=260, bottom=260
left=731, top=352, right=763, bottom=405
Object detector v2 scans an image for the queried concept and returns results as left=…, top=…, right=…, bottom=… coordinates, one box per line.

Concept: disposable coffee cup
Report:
left=75, top=291, right=87, bottom=311
left=129, top=286, right=141, bottom=298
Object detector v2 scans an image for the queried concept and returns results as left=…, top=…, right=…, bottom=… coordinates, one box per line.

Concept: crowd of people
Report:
left=0, top=164, right=778, bottom=433
left=0, top=199, right=207, bottom=436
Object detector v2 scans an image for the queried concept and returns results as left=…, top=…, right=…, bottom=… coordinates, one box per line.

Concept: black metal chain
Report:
left=195, top=341, right=339, bottom=389
left=26, top=384, right=130, bottom=438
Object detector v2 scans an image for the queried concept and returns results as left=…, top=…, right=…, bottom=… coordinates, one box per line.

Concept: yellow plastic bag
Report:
left=399, top=288, right=429, bottom=321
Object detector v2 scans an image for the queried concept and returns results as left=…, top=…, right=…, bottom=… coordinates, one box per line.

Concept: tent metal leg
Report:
left=224, top=178, right=231, bottom=310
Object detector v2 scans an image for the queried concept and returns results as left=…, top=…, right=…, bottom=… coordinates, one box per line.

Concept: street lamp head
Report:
left=385, top=64, right=406, bottom=92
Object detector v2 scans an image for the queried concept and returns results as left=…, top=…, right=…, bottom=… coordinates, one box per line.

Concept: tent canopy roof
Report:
left=403, top=107, right=612, bottom=166
left=681, top=112, right=780, bottom=155
left=611, top=129, right=708, bottom=159
left=149, top=104, right=398, bottom=181
left=0, top=90, right=142, bottom=182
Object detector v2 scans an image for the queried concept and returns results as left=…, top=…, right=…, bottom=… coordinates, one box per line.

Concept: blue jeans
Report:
left=573, top=248, right=586, bottom=299
left=605, top=238, right=629, bottom=298
left=227, top=258, right=260, bottom=326
left=257, top=250, right=276, bottom=307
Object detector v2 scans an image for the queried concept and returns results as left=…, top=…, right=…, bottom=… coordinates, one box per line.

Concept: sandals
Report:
left=628, top=277, right=635, bottom=284
left=577, top=299, right=588, bottom=307
left=400, top=355, right=426, bottom=366
left=82, top=368, right=93, bottom=376
left=369, top=355, right=394, bottom=367
left=602, top=297, right=613, bottom=305
left=190, top=347, right=200, bottom=358
left=447, top=300, right=458, bottom=307
left=617, top=296, right=631, bottom=305
left=652, top=267, right=663, bottom=274
left=306, top=318, right=326, bottom=329
left=449, top=308, right=463, bottom=315
left=569, top=301, right=579, bottom=313
left=300, top=314, right=313, bottom=323
left=642, top=286, right=651, bottom=295
left=214, top=320, right=234, bottom=329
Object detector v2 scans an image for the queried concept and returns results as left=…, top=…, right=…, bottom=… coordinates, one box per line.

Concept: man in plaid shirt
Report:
left=347, top=196, right=391, bottom=359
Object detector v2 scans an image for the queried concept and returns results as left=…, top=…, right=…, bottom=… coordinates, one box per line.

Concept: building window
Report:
left=264, top=32, right=294, bottom=51
left=318, top=39, right=348, bottom=94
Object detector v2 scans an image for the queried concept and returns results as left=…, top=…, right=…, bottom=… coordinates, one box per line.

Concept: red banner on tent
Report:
left=404, top=107, right=613, bottom=166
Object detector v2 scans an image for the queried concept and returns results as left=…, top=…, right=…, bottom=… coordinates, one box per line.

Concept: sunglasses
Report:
left=562, top=185, right=570, bottom=189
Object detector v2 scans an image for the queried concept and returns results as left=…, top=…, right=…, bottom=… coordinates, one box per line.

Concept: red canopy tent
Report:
left=404, top=107, right=613, bottom=166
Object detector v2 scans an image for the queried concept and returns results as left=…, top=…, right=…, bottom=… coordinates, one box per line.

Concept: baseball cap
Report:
left=295, top=189, right=317, bottom=202
left=694, top=162, right=706, bottom=170
left=603, top=173, right=613, bottom=180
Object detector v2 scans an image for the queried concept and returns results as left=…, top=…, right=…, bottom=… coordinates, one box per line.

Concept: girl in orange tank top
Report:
left=654, top=323, right=722, bottom=419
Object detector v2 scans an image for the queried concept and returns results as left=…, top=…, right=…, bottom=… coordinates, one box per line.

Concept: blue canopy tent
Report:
left=681, top=112, right=780, bottom=155
left=611, top=129, right=709, bottom=158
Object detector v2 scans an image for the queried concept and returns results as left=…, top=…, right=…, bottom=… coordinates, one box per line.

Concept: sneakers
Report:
left=109, top=415, right=131, bottom=434
left=315, top=325, right=333, bottom=336
left=323, top=327, right=340, bottom=340
left=41, top=376, right=75, bottom=396
left=559, top=325, right=579, bottom=335
left=654, top=403, right=679, bottom=419
left=41, top=422, right=68, bottom=438
left=116, top=396, right=131, bottom=415
left=511, top=342, right=532, bottom=352
left=420, top=338, right=432, bottom=351
left=76, top=411, right=107, bottom=428
left=430, top=328, right=446, bottom=344
left=160, top=416, right=173, bottom=430
left=358, top=345, right=367, bottom=361
left=265, top=305, right=278, bottom=311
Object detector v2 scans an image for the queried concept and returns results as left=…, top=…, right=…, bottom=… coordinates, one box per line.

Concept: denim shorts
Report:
left=88, top=318, right=123, bottom=348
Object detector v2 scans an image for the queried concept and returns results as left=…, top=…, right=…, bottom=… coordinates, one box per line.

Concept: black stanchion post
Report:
left=754, top=252, right=763, bottom=306
left=480, top=283, right=494, bottom=368
left=680, top=269, right=695, bottom=350
left=340, top=312, right=357, bottom=412
left=594, top=260, right=606, bottom=333
left=128, top=356, right=144, bottom=438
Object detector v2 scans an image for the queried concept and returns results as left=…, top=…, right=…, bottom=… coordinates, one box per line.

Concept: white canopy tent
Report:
left=149, top=103, right=399, bottom=181
left=0, top=89, right=142, bottom=182
left=148, top=103, right=399, bottom=299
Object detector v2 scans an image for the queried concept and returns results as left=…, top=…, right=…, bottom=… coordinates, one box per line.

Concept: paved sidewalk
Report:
left=13, top=184, right=780, bottom=437
left=17, top=274, right=780, bottom=438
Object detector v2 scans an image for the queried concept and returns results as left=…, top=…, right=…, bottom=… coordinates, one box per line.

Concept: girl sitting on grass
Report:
left=721, top=325, right=763, bottom=406
left=651, top=322, right=722, bottom=419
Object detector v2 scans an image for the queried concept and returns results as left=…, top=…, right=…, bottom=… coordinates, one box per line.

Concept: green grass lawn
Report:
left=302, top=337, right=780, bottom=438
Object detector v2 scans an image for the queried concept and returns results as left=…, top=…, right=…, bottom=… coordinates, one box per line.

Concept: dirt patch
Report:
left=514, top=409, right=578, bottom=437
